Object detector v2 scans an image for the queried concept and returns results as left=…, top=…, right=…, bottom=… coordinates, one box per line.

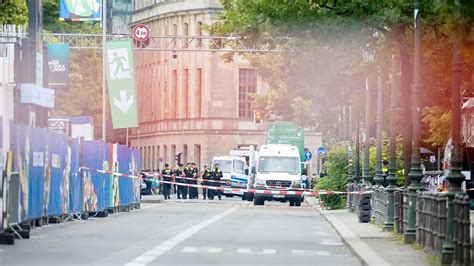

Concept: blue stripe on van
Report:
left=231, top=176, right=248, bottom=184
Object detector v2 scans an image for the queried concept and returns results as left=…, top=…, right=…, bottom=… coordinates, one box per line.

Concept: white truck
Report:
left=250, top=144, right=304, bottom=206
left=211, top=155, right=250, bottom=199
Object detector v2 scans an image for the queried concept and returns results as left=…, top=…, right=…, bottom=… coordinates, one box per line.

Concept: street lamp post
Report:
left=102, top=0, right=107, bottom=141
left=384, top=55, right=398, bottom=231
left=405, top=0, right=423, bottom=244
left=374, top=76, right=384, bottom=186
left=348, top=105, right=354, bottom=209
left=363, top=78, right=372, bottom=186
left=355, top=118, right=361, bottom=185
left=441, top=6, right=464, bottom=263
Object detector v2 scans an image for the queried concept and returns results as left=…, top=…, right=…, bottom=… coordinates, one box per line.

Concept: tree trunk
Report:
left=400, top=41, right=412, bottom=187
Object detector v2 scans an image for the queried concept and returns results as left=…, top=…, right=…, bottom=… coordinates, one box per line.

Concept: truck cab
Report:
left=211, top=156, right=250, bottom=198
left=251, top=144, right=304, bottom=206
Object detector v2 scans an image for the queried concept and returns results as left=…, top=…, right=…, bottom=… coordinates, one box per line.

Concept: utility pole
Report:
left=102, top=0, right=107, bottom=141
left=384, top=55, right=397, bottom=231
left=405, top=0, right=423, bottom=244
left=441, top=0, right=464, bottom=262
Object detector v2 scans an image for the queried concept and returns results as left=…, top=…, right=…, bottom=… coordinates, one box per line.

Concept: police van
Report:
left=250, top=144, right=304, bottom=206
left=211, top=155, right=250, bottom=198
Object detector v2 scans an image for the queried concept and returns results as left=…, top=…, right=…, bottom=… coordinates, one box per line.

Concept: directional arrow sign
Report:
left=114, top=90, right=134, bottom=113
left=105, top=39, right=138, bottom=129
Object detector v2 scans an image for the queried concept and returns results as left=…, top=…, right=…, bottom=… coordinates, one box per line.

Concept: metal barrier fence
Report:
left=453, top=194, right=471, bottom=265
left=0, top=122, right=142, bottom=245
left=381, top=187, right=471, bottom=264
left=374, top=186, right=387, bottom=226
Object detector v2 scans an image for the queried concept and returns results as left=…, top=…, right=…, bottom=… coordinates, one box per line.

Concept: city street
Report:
left=0, top=197, right=360, bottom=266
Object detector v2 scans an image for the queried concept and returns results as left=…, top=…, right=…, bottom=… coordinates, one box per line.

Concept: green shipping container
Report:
left=266, top=122, right=305, bottom=169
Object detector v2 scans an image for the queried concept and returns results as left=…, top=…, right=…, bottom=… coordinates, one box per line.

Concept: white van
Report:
left=211, top=156, right=250, bottom=198
left=251, top=144, right=303, bottom=206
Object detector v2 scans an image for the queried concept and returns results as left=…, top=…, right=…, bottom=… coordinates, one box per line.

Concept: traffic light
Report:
left=175, top=152, right=182, bottom=165
left=254, top=111, right=262, bottom=125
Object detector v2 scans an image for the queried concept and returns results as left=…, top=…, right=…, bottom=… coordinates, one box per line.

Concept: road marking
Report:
left=292, top=250, right=330, bottom=256
left=237, top=248, right=276, bottom=255
left=124, top=206, right=238, bottom=266
left=182, top=247, right=222, bottom=253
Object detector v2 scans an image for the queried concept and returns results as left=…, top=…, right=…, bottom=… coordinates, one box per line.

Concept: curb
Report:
left=305, top=198, right=390, bottom=266
left=140, top=196, right=164, bottom=204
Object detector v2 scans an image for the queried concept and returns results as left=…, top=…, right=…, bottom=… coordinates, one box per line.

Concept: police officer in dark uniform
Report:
left=161, top=163, right=173, bottom=200
left=212, top=164, right=223, bottom=200
left=174, top=164, right=185, bottom=199
left=201, top=165, right=212, bottom=200
left=191, top=163, right=199, bottom=199
left=184, top=163, right=195, bottom=199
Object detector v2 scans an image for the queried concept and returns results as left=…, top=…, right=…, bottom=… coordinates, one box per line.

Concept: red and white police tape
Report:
left=79, top=167, right=373, bottom=197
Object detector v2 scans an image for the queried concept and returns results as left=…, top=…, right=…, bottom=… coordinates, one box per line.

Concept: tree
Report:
left=0, top=0, right=27, bottom=25
left=43, top=0, right=105, bottom=139
left=211, top=0, right=474, bottom=184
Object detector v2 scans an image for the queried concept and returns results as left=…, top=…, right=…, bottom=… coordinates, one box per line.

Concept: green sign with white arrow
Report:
left=105, top=39, right=138, bottom=129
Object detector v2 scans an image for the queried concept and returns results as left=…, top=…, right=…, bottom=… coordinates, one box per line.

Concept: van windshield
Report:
left=258, top=156, right=300, bottom=174
left=213, top=160, right=232, bottom=173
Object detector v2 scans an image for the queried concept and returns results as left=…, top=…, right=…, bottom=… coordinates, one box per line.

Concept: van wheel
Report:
left=247, top=193, right=254, bottom=202
left=254, top=197, right=264, bottom=206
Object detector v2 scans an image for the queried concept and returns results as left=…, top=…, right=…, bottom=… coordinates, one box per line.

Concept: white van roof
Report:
left=258, top=144, right=300, bottom=157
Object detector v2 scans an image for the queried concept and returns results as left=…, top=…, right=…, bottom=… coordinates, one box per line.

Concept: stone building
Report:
left=130, top=0, right=322, bottom=171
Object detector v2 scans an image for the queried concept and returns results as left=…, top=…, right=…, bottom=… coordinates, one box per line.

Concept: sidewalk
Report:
left=141, top=194, right=164, bottom=203
left=306, top=197, right=432, bottom=266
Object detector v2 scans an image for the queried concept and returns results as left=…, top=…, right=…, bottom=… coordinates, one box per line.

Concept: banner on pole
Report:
left=47, top=44, right=70, bottom=89
left=59, top=0, right=102, bottom=21
left=105, top=39, right=138, bottom=129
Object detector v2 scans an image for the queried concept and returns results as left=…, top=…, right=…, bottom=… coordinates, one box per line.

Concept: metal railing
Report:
left=374, top=186, right=387, bottom=226
left=453, top=194, right=471, bottom=265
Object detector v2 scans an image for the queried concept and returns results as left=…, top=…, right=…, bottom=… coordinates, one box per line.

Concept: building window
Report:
left=239, top=68, right=256, bottom=118
left=195, top=68, right=202, bottom=118
left=183, top=69, right=189, bottom=118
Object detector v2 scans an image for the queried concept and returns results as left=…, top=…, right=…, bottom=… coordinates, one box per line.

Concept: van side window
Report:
left=233, top=160, right=245, bottom=174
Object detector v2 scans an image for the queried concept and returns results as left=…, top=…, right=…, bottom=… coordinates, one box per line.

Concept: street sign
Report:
left=429, top=155, right=436, bottom=163
left=352, top=130, right=367, bottom=143
left=317, top=146, right=327, bottom=155
left=304, top=151, right=312, bottom=161
left=132, top=24, right=150, bottom=42
left=105, top=39, right=138, bottom=129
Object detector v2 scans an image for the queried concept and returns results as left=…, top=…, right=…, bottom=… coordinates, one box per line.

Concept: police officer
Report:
left=174, top=164, right=185, bottom=199
left=212, top=164, right=223, bottom=200
left=161, top=163, right=173, bottom=200
left=191, top=163, right=199, bottom=199
left=184, top=163, right=195, bottom=199
left=201, top=165, right=212, bottom=200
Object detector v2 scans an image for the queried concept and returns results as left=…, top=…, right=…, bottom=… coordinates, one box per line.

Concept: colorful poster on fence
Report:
left=47, top=44, right=70, bottom=89
left=59, top=0, right=102, bottom=21
left=105, top=39, right=138, bottom=129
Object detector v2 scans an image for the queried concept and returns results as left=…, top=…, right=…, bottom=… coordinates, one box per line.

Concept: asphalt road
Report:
left=0, top=196, right=361, bottom=266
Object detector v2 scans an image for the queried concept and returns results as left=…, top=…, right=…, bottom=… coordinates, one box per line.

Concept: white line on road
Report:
left=292, top=250, right=330, bottom=256
left=182, top=247, right=223, bottom=253
left=236, top=248, right=276, bottom=255
left=124, top=206, right=238, bottom=266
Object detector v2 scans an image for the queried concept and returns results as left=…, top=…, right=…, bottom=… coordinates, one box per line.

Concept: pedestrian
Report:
left=201, top=165, right=212, bottom=200
left=161, top=163, right=173, bottom=200
left=175, top=164, right=186, bottom=199
left=212, top=163, right=223, bottom=200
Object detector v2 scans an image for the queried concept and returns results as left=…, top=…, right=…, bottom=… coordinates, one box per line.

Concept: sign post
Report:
left=105, top=39, right=138, bottom=129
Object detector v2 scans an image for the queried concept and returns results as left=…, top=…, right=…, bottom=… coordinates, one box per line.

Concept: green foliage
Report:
left=317, top=145, right=348, bottom=209
left=43, top=1, right=104, bottom=139
left=367, top=132, right=405, bottom=187
left=43, top=0, right=101, bottom=33
left=213, top=0, right=474, bottom=152
left=0, top=0, right=27, bottom=25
